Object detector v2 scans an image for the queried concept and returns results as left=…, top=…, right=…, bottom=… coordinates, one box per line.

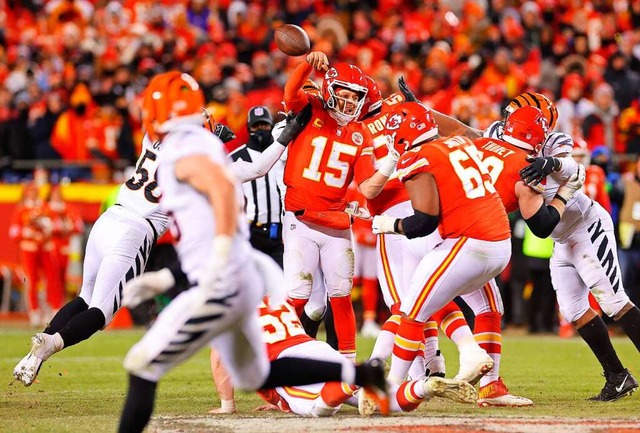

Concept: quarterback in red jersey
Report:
left=281, top=52, right=397, bottom=361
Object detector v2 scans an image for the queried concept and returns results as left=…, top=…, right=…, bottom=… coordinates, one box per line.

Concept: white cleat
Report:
left=425, top=350, right=446, bottom=378
left=478, top=377, right=534, bottom=407
left=361, top=320, right=381, bottom=339
left=13, top=333, right=63, bottom=386
left=357, top=388, right=378, bottom=417
left=423, top=376, right=478, bottom=404
left=454, top=348, right=494, bottom=385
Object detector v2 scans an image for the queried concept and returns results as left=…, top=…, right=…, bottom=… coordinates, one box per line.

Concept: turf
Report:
left=1, top=328, right=639, bottom=433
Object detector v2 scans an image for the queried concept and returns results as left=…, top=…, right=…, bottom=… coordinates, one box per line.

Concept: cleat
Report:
left=13, top=333, right=63, bottom=386
left=478, top=377, right=533, bottom=407
left=423, top=376, right=478, bottom=404
left=357, top=358, right=389, bottom=416
left=361, top=320, right=381, bottom=339
left=454, top=347, right=494, bottom=386
left=425, top=350, right=446, bottom=378
left=588, top=369, right=638, bottom=402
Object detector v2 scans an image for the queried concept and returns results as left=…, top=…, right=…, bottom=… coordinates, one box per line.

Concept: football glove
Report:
left=122, top=268, right=175, bottom=308
left=398, top=76, right=417, bottom=103
left=372, top=215, right=400, bottom=235
left=213, top=124, right=236, bottom=143
left=556, top=164, right=586, bottom=203
left=276, top=104, right=313, bottom=146
left=346, top=201, right=372, bottom=220
left=519, top=156, right=561, bottom=186
left=376, top=137, right=400, bottom=178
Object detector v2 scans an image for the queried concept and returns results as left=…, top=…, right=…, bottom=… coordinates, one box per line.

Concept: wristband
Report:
left=393, top=219, right=401, bottom=233
left=554, top=194, right=567, bottom=205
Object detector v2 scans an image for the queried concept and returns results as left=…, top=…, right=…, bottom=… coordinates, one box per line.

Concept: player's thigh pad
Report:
left=319, top=228, right=354, bottom=297
left=574, top=206, right=630, bottom=317
left=460, top=278, right=504, bottom=315
left=283, top=212, right=322, bottom=300
left=550, top=245, right=591, bottom=322
left=401, top=238, right=510, bottom=322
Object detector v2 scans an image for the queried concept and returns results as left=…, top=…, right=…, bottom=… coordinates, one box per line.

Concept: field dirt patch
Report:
left=150, top=415, right=640, bottom=433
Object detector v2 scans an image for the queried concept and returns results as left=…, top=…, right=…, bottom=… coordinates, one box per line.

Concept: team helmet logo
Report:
left=386, top=113, right=402, bottom=130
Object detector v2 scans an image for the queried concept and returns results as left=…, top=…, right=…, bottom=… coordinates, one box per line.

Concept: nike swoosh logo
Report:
left=616, top=375, right=628, bottom=393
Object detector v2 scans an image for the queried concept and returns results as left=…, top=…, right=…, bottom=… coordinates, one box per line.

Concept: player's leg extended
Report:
left=552, top=243, right=638, bottom=401
left=320, top=228, right=356, bottom=361
left=582, top=205, right=640, bottom=352
left=119, top=283, right=252, bottom=433
left=283, top=212, right=320, bottom=316
left=300, top=269, right=328, bottom=338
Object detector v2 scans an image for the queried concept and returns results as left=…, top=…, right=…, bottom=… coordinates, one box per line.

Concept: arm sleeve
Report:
left=524, top=204, right=561, bottom=238
left=229, top=143, right=287, bottom=183
left=284, top=62, right=314, bottom=112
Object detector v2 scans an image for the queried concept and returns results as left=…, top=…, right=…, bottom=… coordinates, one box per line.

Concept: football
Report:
left=274, top=24, right=311, bottom=56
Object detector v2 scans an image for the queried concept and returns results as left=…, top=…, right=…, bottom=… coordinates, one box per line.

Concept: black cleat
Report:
left=588, top=369, right=638, bottom=402
left=355, top=358, right=389, bottom=415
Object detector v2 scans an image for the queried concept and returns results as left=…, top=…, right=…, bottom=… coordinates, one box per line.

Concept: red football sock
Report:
left=474, top=311, right=502, bottom=386
left=396, top=380, right=427, bottom=412
left=290, top=298, right=309, bottom=318
left=320, top=382, right=357, bottom=407
left=329, top=295, right=356, bottom=359
left=361, top=278, right=379, bottom=321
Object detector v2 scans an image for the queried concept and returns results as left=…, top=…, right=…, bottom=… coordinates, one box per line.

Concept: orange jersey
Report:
left=472, top=137, right=530, bottom=213
left=396, top=136, right=510, bottom=241
left=9, top=204, right=53, bottom=251
left=354, top=92, right=410, bottom=215
left=283, top=97, right=372, bottom=213
left=259, top=298, right=313, bottom=360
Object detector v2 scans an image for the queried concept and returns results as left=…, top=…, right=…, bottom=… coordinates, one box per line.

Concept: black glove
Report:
left=398, top=76, right=417, bottom=102
left=519, top=156, right=561, bottom=185
left=213, top=124, right=236, bottom=143
left=277, top=103, right=313, bottom=146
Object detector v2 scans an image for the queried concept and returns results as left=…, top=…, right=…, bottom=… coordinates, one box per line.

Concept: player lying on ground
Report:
left=125, top=266, right=477, bottom=418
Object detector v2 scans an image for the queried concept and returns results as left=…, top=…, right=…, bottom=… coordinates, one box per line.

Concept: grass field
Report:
left=1, top=327, right=640, bottom=433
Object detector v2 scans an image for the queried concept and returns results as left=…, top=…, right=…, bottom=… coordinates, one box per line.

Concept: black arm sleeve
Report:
left=524, top=204, right=561, bottom=238
left=401, top=209, right=439, bottom=239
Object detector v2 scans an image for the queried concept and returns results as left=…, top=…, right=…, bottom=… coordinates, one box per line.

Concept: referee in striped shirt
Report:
left=229, top=106, right=284, bottom=267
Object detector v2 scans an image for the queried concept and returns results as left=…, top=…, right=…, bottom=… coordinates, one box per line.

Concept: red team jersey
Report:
left=354, top=92, right=410, bottom=215
left=258, top=298, right=313, bottom=360
left=283, top=96, right=373, bottom=213
left=472, top=137, right=530, bottom=213
left=396, top=136, right=511, bottom=241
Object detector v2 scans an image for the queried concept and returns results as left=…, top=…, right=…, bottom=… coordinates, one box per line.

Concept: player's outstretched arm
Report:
left=397, top=76, right=481, bottom=139
left=230, top=105, right=312, bottom=183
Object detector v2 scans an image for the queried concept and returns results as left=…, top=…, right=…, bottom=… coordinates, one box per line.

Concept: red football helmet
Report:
left=502, top=106, right=549, bottom=155
left=142, top=71, right=205, bottom=141
left=359, top=75, right=383, bottom=120
left=384, top=102, right=439, bottom=154
left=322, top=63, right=368, bottom=125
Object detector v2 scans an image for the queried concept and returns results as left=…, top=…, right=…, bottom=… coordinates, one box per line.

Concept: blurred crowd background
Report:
left=1, top=0, right=640, bottom=334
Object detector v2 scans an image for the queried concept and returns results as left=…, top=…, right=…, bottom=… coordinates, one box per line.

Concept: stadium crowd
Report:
left=2, top=0, right=640, bottom=334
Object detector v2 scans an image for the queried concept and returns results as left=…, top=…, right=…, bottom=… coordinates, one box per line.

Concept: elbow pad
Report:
left=524, top=205, right=560, bottom=238
left=401, top=209, right=439, bottom=239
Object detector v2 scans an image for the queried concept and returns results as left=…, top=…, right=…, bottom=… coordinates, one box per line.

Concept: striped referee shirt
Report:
left=229, top=144, right=283, bottom=225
